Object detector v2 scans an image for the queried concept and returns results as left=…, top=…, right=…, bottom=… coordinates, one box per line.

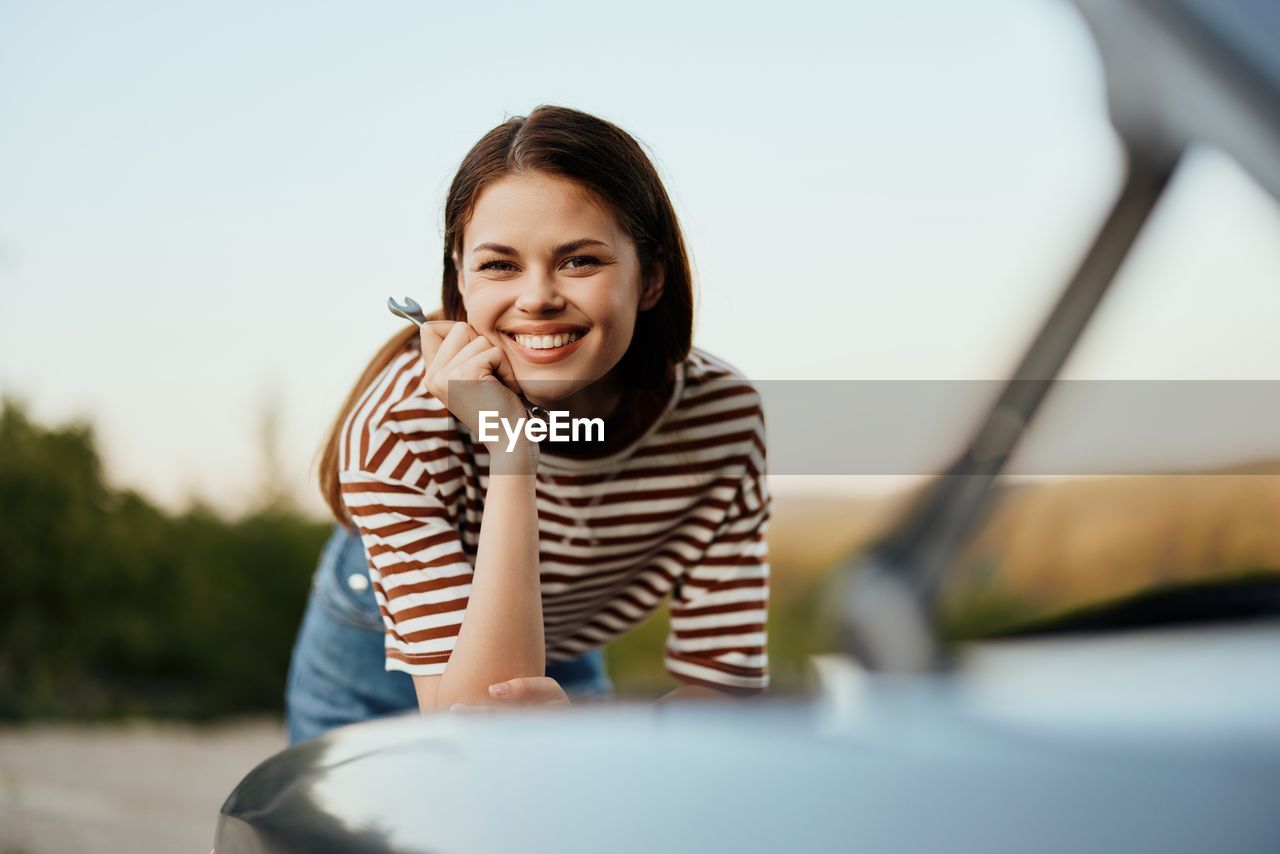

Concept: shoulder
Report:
left=683, top=346, right=752, bottom=385
left=338, top=336, right=463, bottom=479
left=676, top=347, right=765, bottom=430
left=659, top=347, right=767, bottom=474
left=660, top=349, right=770, bottom=527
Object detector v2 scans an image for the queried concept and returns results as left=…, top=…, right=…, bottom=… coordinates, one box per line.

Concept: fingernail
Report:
left=449, top=703, right=462, bottom=712
left=489, top=682, right=509, bottom=696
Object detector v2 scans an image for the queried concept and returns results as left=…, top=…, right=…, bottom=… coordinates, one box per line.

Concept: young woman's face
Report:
left=455, top=172, right=662, bottom=403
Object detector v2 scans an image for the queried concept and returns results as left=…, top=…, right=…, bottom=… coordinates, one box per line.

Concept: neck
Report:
left=532, top=367, right=673, bottom=459
left=526, top=368, right=625, bottom=424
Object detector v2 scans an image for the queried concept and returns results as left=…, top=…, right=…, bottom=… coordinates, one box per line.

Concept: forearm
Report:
left=434, top=447, right=543, bottom=709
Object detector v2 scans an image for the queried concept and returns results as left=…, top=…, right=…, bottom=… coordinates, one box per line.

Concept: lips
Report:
left=510, top=331, right=582, bottom=350
left=503, top=328, right=588, bottom=364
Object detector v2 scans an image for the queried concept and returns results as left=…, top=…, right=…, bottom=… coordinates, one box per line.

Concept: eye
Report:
left=476, top=259, right=516, bottom=272
left=563, top=255, right=603, bottom=271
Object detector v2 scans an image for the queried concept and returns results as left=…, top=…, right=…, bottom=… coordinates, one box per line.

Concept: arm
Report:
left=344, top=449, right=543, bottom=714
left=663, top=441, right=771, bottom=695
left=398, top=321, right=545, bottom=712
left=341, top=323, right=546, bottom=714
left=357, top=445, right=544, bottom=714
left=428, top=445, right=543, bottom=711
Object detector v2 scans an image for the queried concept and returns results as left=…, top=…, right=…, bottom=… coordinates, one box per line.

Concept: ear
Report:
left=638, top=253, right=665, bottom=312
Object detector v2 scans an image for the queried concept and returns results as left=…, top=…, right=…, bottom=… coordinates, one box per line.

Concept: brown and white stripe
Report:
left=338, top=342, right=770, bottom=694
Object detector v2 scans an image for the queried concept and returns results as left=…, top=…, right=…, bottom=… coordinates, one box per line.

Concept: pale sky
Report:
left=3, top=0, right=1279, bottom=516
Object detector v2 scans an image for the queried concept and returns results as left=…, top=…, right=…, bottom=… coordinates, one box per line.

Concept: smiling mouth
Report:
left=506, top=331, right=584, bottom=351
left=503, top=328, right=589, bottom=365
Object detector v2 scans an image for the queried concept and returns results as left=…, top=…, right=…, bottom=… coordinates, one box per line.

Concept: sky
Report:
left=2, top=0, right=1279, bottom=517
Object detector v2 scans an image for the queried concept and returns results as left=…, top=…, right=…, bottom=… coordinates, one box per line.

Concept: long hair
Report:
left=317, top=104, right=696, bottom=527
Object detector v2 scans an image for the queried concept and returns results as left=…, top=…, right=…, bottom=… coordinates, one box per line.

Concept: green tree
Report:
left=0, top=397, right=329, bottom=720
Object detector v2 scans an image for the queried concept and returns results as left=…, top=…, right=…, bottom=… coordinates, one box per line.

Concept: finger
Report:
left=455, top=350, right=529, bottom=410
left=462, top=330, right=522, bottom=393
left=429, top=322, right=477, bottom=374
left=489, top=676, right=562, bottom=702
left=432, top=339, right=498, bottom=400
left=426, top=322, right=478, bottom=377
left=488, top=344, right=522, bottom=396
left=417, top=320, right=453, bottom=368
left=441, top=334, right=496, bottom=374
left=456, top=346, right=519, bottom=388
left=417, top=320, right=456, bottom=367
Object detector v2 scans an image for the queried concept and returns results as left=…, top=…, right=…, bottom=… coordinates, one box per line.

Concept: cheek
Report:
left=593, top=301, right=638, bottom=358
left=461, top=289, right=501, bottom=331
left=593, top=286, right=639, bottom=329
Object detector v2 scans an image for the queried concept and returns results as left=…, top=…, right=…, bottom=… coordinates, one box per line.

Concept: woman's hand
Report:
left=419, top=321, right=534, bottom=468
left=448, top=676, right=571, bottom=713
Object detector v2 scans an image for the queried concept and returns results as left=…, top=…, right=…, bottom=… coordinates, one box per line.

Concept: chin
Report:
left=515, top=373, right=596, bottom=404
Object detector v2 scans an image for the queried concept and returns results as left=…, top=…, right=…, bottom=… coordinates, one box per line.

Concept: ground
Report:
left=0, top=719, right=284, bottom=854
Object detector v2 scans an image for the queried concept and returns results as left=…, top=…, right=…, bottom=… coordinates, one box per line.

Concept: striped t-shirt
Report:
left=337, top=340, right=770, bottom=694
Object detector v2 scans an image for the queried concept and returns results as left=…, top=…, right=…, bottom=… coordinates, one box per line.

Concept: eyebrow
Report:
left=470, top=238, right=610, bottom=257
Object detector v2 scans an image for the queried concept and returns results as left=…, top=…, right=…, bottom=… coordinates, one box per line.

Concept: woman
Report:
left=286, top=104, right=769, bottom=742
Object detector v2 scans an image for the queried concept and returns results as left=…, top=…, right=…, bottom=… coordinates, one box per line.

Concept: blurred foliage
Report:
left=0, top=397, right=329, bottom=721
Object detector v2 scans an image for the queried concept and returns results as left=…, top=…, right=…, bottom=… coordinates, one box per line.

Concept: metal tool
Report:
left=387, top=295, right=429, bottom=326
left=387, top=296, right=549, bottom=422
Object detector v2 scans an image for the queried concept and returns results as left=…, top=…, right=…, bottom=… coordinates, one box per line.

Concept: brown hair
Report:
left=317, top=104, right=696, bottom=527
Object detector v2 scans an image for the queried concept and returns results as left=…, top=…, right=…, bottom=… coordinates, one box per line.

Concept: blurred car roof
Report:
left=1074, top=0, right=1280, bottom=194
left=218, top=619, right=1280, bottom=854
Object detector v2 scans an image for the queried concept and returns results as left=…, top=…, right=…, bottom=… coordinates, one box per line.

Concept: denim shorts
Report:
left=284, top=524, right=614, bottom=745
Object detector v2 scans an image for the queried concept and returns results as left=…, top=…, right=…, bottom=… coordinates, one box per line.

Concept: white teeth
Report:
left=512, top=331, right=581, bottom=350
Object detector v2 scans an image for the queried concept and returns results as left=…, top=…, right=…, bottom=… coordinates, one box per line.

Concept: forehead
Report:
left=464, top=173, right=624, bottom=252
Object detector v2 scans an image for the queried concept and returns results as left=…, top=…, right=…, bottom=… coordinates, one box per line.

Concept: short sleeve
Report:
left=664, top=459, right=771, bottom=694
left=339, top=420, right=474, bottom=677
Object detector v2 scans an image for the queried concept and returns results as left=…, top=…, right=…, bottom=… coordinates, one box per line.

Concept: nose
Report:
left=513, top=267, right=567, bottom=314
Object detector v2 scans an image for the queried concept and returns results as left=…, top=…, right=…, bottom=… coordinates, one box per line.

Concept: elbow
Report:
left=430, top=683, right=493, bottom=713
left=417, top=673, right=495, bottom=713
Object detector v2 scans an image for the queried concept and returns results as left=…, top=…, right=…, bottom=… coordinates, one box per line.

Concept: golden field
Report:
left=608, top=462, right=1280, bottom=694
